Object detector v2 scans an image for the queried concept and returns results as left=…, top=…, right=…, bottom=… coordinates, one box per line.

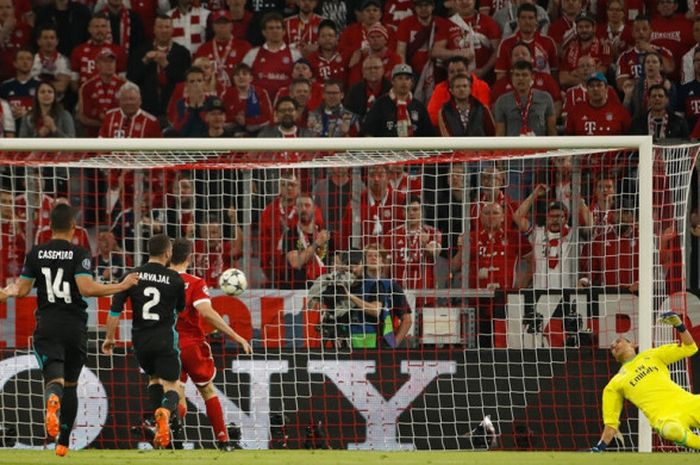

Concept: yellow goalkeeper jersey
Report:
left=602, top=342, right=698, bottom=429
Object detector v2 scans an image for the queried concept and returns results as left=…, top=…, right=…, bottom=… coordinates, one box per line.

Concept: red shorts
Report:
left=179, top=340, right=216, bottom=385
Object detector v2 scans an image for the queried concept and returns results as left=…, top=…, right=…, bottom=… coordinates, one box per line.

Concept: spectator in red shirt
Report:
left=0, top=48, right=40, bottom=131
left=615, top=15, right=674, bottom=91
left=383, top=195, right=442, bottom=290
left=427, top=55, right=491, bottom=126
left=341, top=164, right=407, bottom=249
left=284, top=193, right=330, bottom=289
left=579, top=199, right=639, bottom=292
left=495, top=3, right=558, bottom=79
left=561, top=54, right=620, bottom=122
left=0, top=188, right=26, bottom=284
left=396, top=0, right=449, bottom=99
left=680, top=17, right=700, bottom=84
left=383, top=0, right=414, bottom=32
left=258, top=172, right=301, bottom=287
left=275, top=58, right=323, bottom=111
left=78, top=48, right=126, bottom=137
left=284, top=0, right=324, bottom=57
left=242, top=12, right=301, bottom=101
left=339, top=0, right=396, bottom=61
left=167, top=66, right=211, bottom=137
left=347, top=23, right=402, bottom=87
left=224, top=0, right=255, bottom=44
left=559, top=11, right=613, bottom=88
left=547, top=0, right=583, bottom=51
left=194, top=10, right=252, bottom=89
left=35, top=198, right=91, bottom=251
left=0, top=0, right=32, bottom=82
left=307, top=19, right=346, bottom=84
left=431, top=0, right=501, bottom=80
left=491, top=41, right=562, bottom=117
left=650, top=0, right=693, bottom=80
left=193, top=219, right=242, bottom=288
left=580, top=176, right=618, bottom=240
left=222, top=62, right=273, bottom=136
left=565, top=72, right=631, bottom=135
left=71, top=12, right=127, bottom=87
left=596, top=0, right=633, bottom=60
left=623, top=51, right=677, bottom=119
left=100, top=81, right=163, bottom=138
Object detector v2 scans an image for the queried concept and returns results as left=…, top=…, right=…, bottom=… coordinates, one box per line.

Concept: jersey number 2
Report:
left=41, top=267, right=71, bottom=303
left=142, top=287, right=161, bottom=321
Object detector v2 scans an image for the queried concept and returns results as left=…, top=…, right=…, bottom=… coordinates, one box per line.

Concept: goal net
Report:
left=0, top=137, right=697, bottom=452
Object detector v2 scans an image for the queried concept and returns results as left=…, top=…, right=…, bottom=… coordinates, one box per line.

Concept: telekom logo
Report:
left=584, top=121, right=597, bottom=135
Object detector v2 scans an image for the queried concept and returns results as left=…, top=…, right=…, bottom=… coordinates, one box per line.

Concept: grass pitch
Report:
left=0, top=450, right=698, bottom=465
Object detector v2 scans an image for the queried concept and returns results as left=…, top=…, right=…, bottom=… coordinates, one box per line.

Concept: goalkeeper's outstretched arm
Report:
left=660, top=311, right=696, bottom=346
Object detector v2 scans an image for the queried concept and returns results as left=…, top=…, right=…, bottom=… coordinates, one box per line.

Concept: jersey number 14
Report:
left=41, top=267, right=72, bottom=304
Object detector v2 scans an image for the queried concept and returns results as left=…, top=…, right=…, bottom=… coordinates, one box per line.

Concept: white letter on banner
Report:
left=0, top=355, right=107, bottom=450
left=188, top=359, right=288, bottom=449
left=307, top=359, right=456, bottom=450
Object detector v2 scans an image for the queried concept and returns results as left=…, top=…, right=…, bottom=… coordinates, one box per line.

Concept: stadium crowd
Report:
left=1, top=0, right=700, bottom=347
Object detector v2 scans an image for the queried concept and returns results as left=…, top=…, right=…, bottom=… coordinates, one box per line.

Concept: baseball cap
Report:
left=367, top=23, right=389, bottom=40
left=392, top=63, right=413, bottom=79
left=97, top=47, right=117, bottom=60
left=361, top=0, right=382, bottom=10
left=586, top=71, right=608, bottom=85
left=204, top=97, right=226, bottom=113
left=575, top=10, right=596, bottom=24
left=211, top=10, right=233, bottom=22
left=548, top=201, right=568, bottom=212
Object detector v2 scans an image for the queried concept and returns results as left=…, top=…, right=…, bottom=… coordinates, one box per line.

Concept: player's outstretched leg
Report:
left=656, top=418, right=700, bottom=449
left=198, top=383, right=231, bottom=450
left=44, top=382, right=64, bottom=440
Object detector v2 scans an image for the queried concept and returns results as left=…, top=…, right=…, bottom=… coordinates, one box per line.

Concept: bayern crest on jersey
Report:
left=606, top=113, right=613, bottom=121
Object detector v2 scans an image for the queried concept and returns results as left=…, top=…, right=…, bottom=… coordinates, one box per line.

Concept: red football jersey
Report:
left=243, top=44, right=300, bottom=101
left=650, top=14, right=694, bottom=68
left=469, top=227, right=531, bottom=290
left=222, top=85, right=273, bottom=129
left=193, top=239, right=235, bottom=287
left=0, top=21, right=31, bottom=81
left=495, top=32, right=559, bottom=75
left=397, top=15, right=450, bottom=76
left=561, top=84, right=621, bottom=120
left=560, top=38, right=613, bottom=72
left=35, top=226, right=91, bottom=250
left=383, top=223, right=442, bottom=289
left=581, top=228, right=638, bottom=287
left=195, top=38, right=252, bottom=89
left=342, top=186, right=406, bottom=247
left=565, top=100, right=631, bottom=135
left=383, top=0, right=414, bottom=32
left=70, top=41, right=127, bottom=86
left=307, top=50, right=346, bottom=83
left=176, top=272, right=210, bottom=347
left=548, top=16, right=576, bottom=49
left=99, top=108, right=163, bottom=138
left=0, top=222, right=25, bottom=284
left=436, top=13, right=501, bottom=72
left=339, top=23, right=397, bottom=62
left=79, top=74, right=126, bottom=137
left=284, top=13, right=324, bottom=50
left=616, top=45, right=673, bottom=81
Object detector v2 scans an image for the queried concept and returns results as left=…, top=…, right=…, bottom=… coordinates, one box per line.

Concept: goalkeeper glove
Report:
left=659, top=311, right=686, bottom=333
left=590, top=441, right=607, bottom=452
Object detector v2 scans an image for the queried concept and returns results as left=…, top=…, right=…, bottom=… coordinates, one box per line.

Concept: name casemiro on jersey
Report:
left=37, top=250, right=74, bottom=260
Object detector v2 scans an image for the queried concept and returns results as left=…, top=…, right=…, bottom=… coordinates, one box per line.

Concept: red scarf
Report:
left=365, top=82, right=382, bottom=110
left=390, top=89, right=413, bottom=137
left=104, top=7, right=131, bottom=52
left=513, top=88, right=533, bottom=135
left=546, top=225, right=570, bottom=270
left=648, top=111, right=669, bottom=139
left=154, top=42, right=172, bottom=86
left=212, top=39, right=234, bottom=88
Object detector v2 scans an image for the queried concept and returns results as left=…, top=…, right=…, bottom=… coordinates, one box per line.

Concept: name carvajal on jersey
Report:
left=138, top=272, right=171, bottom=284
left=38, top=250, right=74, bottom=260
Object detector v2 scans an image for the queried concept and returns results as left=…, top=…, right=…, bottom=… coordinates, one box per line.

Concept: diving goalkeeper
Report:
left=592, top=312, right=700, bottom=451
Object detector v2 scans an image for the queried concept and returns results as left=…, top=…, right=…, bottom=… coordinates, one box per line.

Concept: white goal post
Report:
left=3, top=135, right=694, bottom=453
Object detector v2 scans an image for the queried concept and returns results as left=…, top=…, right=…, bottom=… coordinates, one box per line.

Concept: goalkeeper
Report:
left=592, top=311, right=700, bottom=451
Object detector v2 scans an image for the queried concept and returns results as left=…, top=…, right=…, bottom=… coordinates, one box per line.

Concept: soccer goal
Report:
left=0, top=136, right=696, bottom=453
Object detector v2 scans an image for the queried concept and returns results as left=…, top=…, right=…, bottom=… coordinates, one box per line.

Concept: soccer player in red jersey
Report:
left=170, top=237, right=252, bottom=451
